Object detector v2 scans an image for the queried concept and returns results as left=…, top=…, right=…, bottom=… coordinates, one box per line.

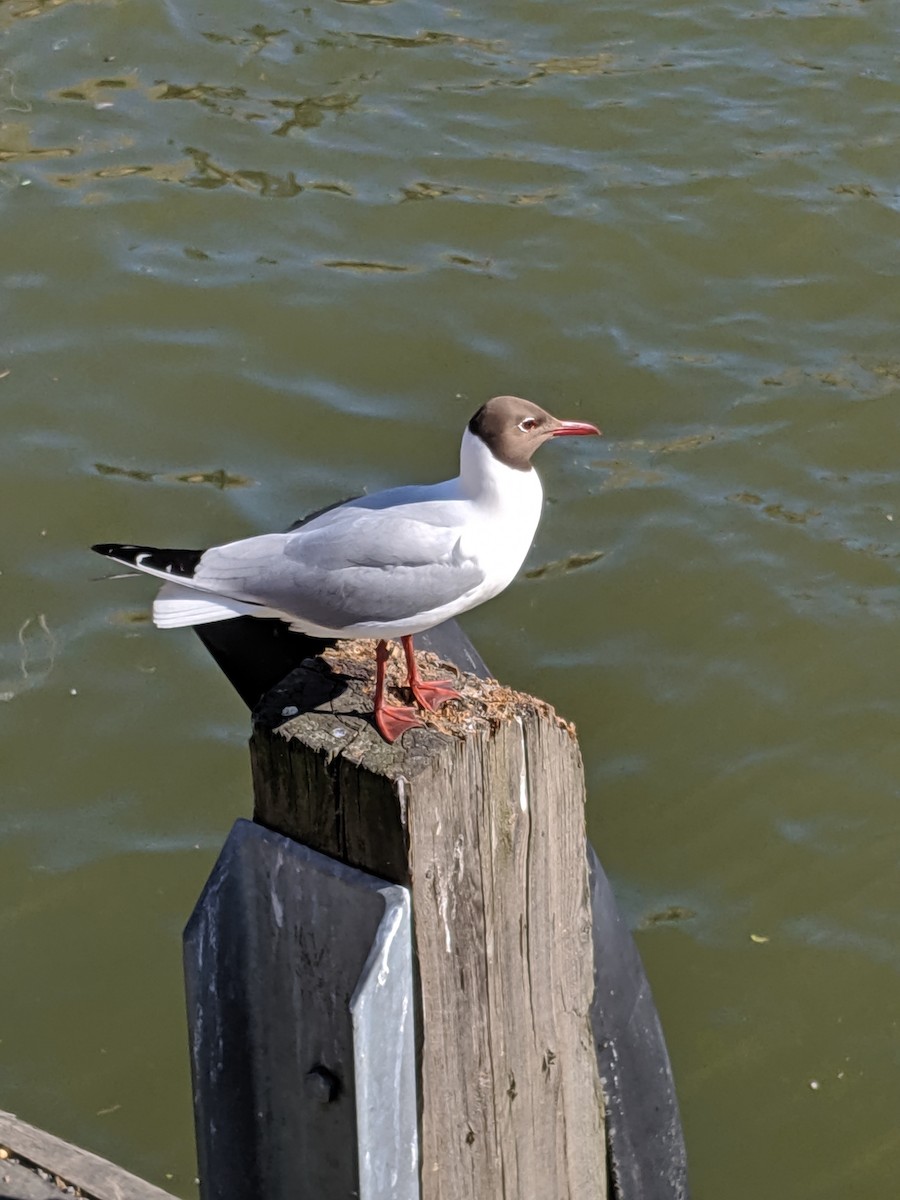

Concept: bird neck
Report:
left=457, top=428, right=542, bottom=509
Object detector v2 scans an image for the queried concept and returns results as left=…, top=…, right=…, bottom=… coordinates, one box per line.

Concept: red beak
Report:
left=552, top=420, right=602, bottom=437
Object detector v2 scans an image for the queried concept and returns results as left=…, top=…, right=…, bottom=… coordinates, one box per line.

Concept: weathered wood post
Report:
left=247, top=645, right=607, bottom=1199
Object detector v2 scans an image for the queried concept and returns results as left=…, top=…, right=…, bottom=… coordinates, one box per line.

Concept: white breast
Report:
left=455, top=428, right=544, bottom=601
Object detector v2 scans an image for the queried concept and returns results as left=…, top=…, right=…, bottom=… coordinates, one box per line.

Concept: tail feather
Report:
left=152, top=582, right=276, bottom=629
left=93, top=542, right=285, bottom=629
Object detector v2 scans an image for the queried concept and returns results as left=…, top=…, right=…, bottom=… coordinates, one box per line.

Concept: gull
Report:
left=93, top=395, right=600, bottom=741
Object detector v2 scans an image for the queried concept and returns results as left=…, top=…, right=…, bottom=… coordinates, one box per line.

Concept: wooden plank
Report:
left=0, top=1111, right=178, bottom=1200
left=0, top=1157, right=69, bottom=1200
left=251, top=652, right=607, bottom=1200
left=183, top=820, right=418, bottom=1200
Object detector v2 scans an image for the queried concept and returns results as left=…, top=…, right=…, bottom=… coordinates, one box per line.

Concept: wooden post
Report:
left=251, top=647, right=607, bottom=1200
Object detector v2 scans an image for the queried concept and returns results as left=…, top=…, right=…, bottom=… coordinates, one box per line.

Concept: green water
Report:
left=3, top=1, right=899, bottom=1195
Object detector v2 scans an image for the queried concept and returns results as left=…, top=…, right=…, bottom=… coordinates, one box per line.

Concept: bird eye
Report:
left=518, top=417, right=538, bottom=432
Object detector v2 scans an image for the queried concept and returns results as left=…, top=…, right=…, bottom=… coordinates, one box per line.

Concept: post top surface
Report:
left=252, top=642, right=576, bottom=778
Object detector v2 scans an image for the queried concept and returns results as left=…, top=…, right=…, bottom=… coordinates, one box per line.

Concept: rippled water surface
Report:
left=3, top=1, right=899, bottom=1195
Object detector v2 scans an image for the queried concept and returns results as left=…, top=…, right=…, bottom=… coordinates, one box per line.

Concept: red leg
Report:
left=401, top=635, right=462, bottom=713
left=373, top=639, right=423, bottom=743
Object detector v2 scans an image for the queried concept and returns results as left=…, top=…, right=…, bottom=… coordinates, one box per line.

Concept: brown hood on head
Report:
left=468, top=395, right=600, bottom=471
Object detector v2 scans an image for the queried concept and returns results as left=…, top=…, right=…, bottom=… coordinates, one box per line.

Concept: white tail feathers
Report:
left=152, top=582, right=278, bottom=629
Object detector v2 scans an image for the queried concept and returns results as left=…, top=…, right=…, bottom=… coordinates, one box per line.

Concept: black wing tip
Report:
left=91, top=542, right=150, bottom=560
left=91, top=543, right=206, bottom=579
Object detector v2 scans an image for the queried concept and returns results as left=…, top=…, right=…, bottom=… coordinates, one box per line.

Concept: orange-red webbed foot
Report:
left=408, top=678, right=463, bottom=713
left=374, top=702, right=425, bottom=743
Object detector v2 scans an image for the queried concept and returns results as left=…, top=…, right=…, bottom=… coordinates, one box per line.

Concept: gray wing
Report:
left=192, top=497, right=485, bottom=628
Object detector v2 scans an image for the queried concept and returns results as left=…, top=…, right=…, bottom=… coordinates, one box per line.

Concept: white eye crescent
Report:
left=518, top=417, right=538, bottom=432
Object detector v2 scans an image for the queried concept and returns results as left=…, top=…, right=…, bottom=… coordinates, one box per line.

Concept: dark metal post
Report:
left=184, top=820, right=418, bottom=1200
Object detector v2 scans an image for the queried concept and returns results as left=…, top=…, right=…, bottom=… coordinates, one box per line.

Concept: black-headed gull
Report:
left=93, top=395, right=600, bottom=741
